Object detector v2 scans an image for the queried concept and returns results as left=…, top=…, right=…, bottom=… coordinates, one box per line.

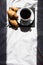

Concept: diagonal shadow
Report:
left=37, top=0, right=43, bottom=65
left=0, top=0, right=6, bottom=65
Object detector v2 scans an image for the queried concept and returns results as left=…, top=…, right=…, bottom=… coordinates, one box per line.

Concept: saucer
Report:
left=17, top=8, right=34, bottom=26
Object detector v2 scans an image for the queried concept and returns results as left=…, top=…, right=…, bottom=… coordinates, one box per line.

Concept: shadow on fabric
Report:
left=37, top=0, right=43, bottom=65
left=0, top=0, right=6, bottom=65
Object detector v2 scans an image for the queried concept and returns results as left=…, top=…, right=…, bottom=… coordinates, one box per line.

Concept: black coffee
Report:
left=20, top=8, right=31, bottom=19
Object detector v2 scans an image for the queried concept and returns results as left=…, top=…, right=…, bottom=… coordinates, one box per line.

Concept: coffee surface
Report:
left=20, top=8, right=31, bottom=19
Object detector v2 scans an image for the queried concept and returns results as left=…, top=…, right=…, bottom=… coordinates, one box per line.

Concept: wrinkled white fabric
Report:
left=7, top=0, right=38, bottom=65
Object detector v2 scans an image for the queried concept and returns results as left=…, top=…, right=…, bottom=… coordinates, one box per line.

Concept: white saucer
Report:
left=17, top=8, right=34, bottom=26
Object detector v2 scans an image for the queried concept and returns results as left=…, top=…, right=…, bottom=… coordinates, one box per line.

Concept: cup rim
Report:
left=20, top=7, right=32, bottom=21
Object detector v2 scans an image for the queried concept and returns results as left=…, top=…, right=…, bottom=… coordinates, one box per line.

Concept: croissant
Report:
left=8, top=18, right=18, bottom=27
left=9, top=7, right=19, bottom=12
left=7, top=9, right=18, bottom=18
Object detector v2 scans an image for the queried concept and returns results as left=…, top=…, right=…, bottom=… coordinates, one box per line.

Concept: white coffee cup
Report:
left=20, top=8, right=31, bottom=22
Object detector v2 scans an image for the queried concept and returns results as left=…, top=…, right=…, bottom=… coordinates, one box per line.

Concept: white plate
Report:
left=17, top=8, right=34, bottom=26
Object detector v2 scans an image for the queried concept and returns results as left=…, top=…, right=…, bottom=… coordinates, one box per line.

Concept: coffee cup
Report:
left=20, top=8, right=31, bottom=23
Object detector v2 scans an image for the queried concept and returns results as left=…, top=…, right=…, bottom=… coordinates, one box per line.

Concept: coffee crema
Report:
left=20, top=8, right=31, bottom=19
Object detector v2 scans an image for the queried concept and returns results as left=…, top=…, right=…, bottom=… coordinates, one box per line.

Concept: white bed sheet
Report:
left=7, top=0, right=38, bottom=65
